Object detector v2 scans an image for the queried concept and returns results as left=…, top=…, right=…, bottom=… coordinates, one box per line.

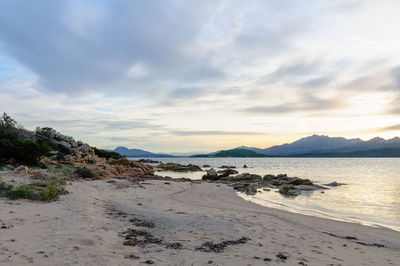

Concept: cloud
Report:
left=242, top=94, right=346, bottom=114
left=1, top=0, right=400, bottom=152
left=262, top=59, right=322, bottom=83
left=383, top=124, right=400, bottom=131
left=301, top=76, right=334, bottom=88
left=172, top=131, right=266, bottom=136
left=0, top=0, right=223, bottom=95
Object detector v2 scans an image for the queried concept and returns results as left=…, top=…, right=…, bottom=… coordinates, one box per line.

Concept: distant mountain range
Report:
left=192, top=135, right=400, bottom=158
left=113, top=135, right=400, bottom=158
left=113, top=146, right=175, bottom=158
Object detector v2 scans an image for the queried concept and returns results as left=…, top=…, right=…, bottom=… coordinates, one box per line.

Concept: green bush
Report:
left=3, top=182, right=63, bottom=201
left=93, top=147, right=121, bottom=159
left=5, top=185, right=35, bottom=199
left=56, top=152, right=66, bottom=161
left=75, top=167, right=93, bottom=178
left=0, top=138, right=50, bottom=165
left=38, top=183, right=59, bottom=201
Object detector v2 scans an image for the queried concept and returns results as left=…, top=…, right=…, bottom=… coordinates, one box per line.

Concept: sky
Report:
left=0, top=0, right=400, bottom=153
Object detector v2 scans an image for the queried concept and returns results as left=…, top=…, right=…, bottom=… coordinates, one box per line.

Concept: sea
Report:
left=130, top=157, right=400, bottom=232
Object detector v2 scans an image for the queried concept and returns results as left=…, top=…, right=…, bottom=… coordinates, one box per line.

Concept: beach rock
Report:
left=74, top=144, right=94, bottom=156
left=246, top=186, right=257, bottom=195
left=220, top=165, right=236, bottom=169
left=135, top=159, right=160, bottom=164
left=57, top=141, right=73, bottom=154
left=279, top=186, right=300, bottom=196
left=217, top=168, right=239, bottom=177
left=277, top=173, right=287, bottom=178
left=287, top=178, right=313, bottom=186
left=64, top=155, right=72, bottom=162
left=202, top=168, right=219, bottom=181
left=243, top=164, right=247, bottom=168
left=70, top=140, right=78, bottom=148
left=14, top=165, right=30, bottom=174
left=295, top=185, right=324, bottom=191
left=202, top=164, right=210, bottom=167
left=263, top=174, right=276, bottom=180
left=49, top=150, right=58, bottom=156
left=157, top=163, right=202, bottom=172
left=226, top=173, right=262, bottom=181
left=324, top=181, right=345, bottom=187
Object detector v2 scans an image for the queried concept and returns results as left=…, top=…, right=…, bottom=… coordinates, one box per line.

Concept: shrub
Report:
left=34, top=127, right=75, bottom=145
left=93, top=147, right=121, bottom=159
left=75, top=167, right=93, bottom=178
left=0, top=138, right=50, bottom=165
left=0, top=113, right=33, bottom=140
left=5, top=185, right=35, bottom=199
left=38, top=183, right=59, bottom=201
left=56, top=152, right=66, bottom=161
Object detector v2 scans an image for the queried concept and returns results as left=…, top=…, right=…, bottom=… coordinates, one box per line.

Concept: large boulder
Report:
left=74, top=144, right=94, bottom=156
left=287, top=178, right=313, bottom=186
left=202, top=168, right=219, bottom=181
left=245, top=186, right=257, bottom=195
left=263, top=174, right=276, bottom=180
left=57, top=141, right=73, bottom=154
left=14, top=165, right=30, bottom=174
left=217, top=168, right=239, bottom=177
left=279, top=185, right=300, bottom=196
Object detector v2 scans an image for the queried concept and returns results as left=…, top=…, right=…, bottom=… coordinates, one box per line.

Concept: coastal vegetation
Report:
left=0, top=113, right=121, bottom=166
left=0, top=175, right=66, bottom=202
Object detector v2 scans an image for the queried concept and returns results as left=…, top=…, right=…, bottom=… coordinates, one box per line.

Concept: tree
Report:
left=0, top=112, right=17, bottom=138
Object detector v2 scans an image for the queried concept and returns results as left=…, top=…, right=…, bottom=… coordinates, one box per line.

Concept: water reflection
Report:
left=134, top=157, right=400, bottom=231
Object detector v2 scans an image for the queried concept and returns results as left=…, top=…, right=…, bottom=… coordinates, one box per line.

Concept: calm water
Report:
left=132, top=158, right=400, bottom=231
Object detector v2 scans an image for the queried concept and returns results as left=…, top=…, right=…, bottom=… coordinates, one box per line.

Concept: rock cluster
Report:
left=156, top=163, right=202, bottom=172
left=204, top=170, right=326, bottom=197
left=135, top=159, right=161, bottom=164
left=202, top=169, right=258, bottom=181
left=38, top=153, right=153, bottom=181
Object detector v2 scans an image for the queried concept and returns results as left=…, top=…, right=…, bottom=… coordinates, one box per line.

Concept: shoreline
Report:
left=239, top=193, right=400, bottom=233
left=1, top=177, right=399, bottom=265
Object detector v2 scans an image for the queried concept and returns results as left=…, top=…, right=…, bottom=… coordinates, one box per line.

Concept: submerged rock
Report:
left=279, top=186, right=301, bottom=196
left=220, top=165, right=236, bottom=169
left=324, top=181, right=345, bottom=187
left=246, top=186, right=258, bottom=195
left=287, top=178, right=313, bottom=186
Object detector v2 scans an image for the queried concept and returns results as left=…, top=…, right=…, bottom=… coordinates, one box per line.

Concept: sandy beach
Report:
left=1, top=177, right=399, bottom=266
